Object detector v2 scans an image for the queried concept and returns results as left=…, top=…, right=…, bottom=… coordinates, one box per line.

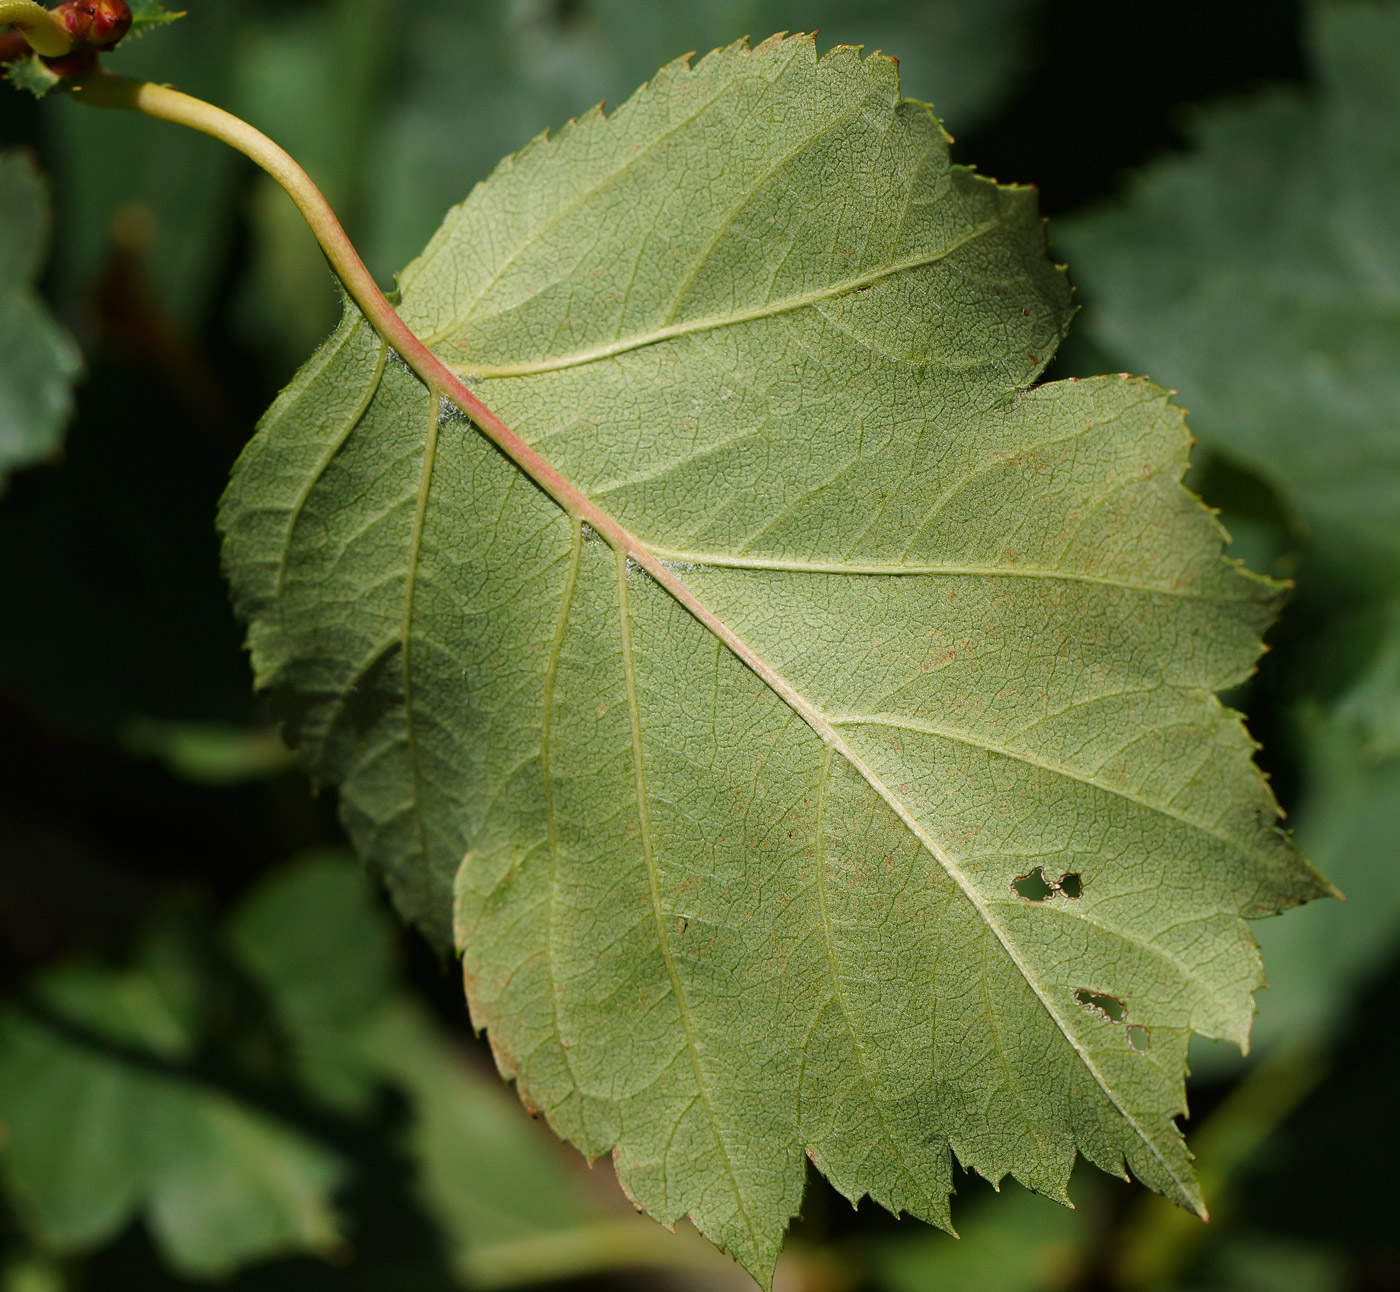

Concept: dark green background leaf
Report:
left=0, top=152, right=79, bottom=490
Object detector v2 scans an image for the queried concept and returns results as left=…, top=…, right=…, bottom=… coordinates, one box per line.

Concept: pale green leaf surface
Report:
left=221, top=38, right=1329, bottom=1279
left=0, top=964, right=345, bottom=1276
left=0, top=153, right=80, bottom=490
left=1056, top=0, right=1400, bottom=572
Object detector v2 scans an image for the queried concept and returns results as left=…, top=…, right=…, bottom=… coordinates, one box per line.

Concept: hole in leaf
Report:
left=1011, top=866, right=1083, bottom=901
left=1011, top=866, right=1057, bottom=901
left=1127, top=1025, right=1151, bottom=1053
left=1075, top=989, right=1127, bottom=1024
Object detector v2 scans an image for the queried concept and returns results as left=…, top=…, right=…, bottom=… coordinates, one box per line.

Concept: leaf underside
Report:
left=220, top=35, right=1331, bottom=1282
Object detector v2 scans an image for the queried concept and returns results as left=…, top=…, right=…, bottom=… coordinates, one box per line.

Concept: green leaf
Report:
left=1333, top=596, right=1400, bottom=759
left=1056, top=0, right=1400, bottom=574
left=0, top=152, right=80, bottom=489
left=220, top=37, right=1331, bottom=1281
left=0, top=962, right=346, bottom=1277
left=1244, top=707, right=1400, bottom=1055
left=364, top=1000, right=750, bottom=1286
left=128, top=0, right=185, bottom=31
left=360, top=1002, right=592, bottom=1272
left=121, top=717, right=296, bottom=784
left=871, top=1185, right=1084, bottom=1292
left=229, top=849, right=399, bottom=1113
left=3, top=55, right=60, bottom=99
left=1, top=1257, right=63, bottom=1292
left=1116, top=1045, right=1331, bottom=1287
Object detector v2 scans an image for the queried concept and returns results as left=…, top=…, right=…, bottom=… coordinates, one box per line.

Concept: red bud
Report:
left=56, top=3, right=93, bottom=43
left=50, top=1, right=132, bottom=54
left=35, top=0, right=132, bottom=79
left=89, top=0, right=132, bottom=50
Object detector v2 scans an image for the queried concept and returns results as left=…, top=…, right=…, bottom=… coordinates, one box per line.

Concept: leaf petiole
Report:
left=0, top=0, right=75, bottom=56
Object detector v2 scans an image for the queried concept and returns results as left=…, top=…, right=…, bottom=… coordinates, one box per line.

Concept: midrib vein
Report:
left=980, top=932, right=1054, bottom=1158
left=614, top=550, right=761, bottom=1249
left=446, top=224, right=998, bottom=380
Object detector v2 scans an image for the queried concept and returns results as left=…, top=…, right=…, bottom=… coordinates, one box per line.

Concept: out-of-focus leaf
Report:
left=366, top=1000, right=746, bottom=1287
left=1057, top=0, right=1400, bottom=576
left=0, top=152, right=80, bottom=490
left=221, top=35, right=1332, bottom=1280
left=47, top=1, right=253, bottom=325
left=229, top=850, right=397, bottom=1113
left=1247, top=710, right=1400, bottom=1054
left=360, top=1001, right=592, bottom=1271
left=0, top=1256, right=62, bottom=1292
left=1193, top=1238, right=1346, bottom=1292
left=121, top=717, right=296, bottom=784
left=228, top=854, right=576, bottom=1224
left=127, top=0, right=185, bottom=31
left=871, top=1185, right=1084, bottom=1292
left=1333, top=596, right=1400, bottom=757
left=0, top=960, right=345, bottom=1276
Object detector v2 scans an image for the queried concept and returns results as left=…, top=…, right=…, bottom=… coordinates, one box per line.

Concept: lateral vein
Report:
left=647, top=547, right=1247, bottom=602
left=447, top=225, right=999, bottom=379
left=830, top=712, right=1273, bottom=872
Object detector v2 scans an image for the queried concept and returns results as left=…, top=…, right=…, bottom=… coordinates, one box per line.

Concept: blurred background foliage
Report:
left=0, top=0, right=1397, bottom=1288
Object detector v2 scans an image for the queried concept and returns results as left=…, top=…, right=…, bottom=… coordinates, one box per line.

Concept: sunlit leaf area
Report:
left=1, top=2, right=1397, bottom=1289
